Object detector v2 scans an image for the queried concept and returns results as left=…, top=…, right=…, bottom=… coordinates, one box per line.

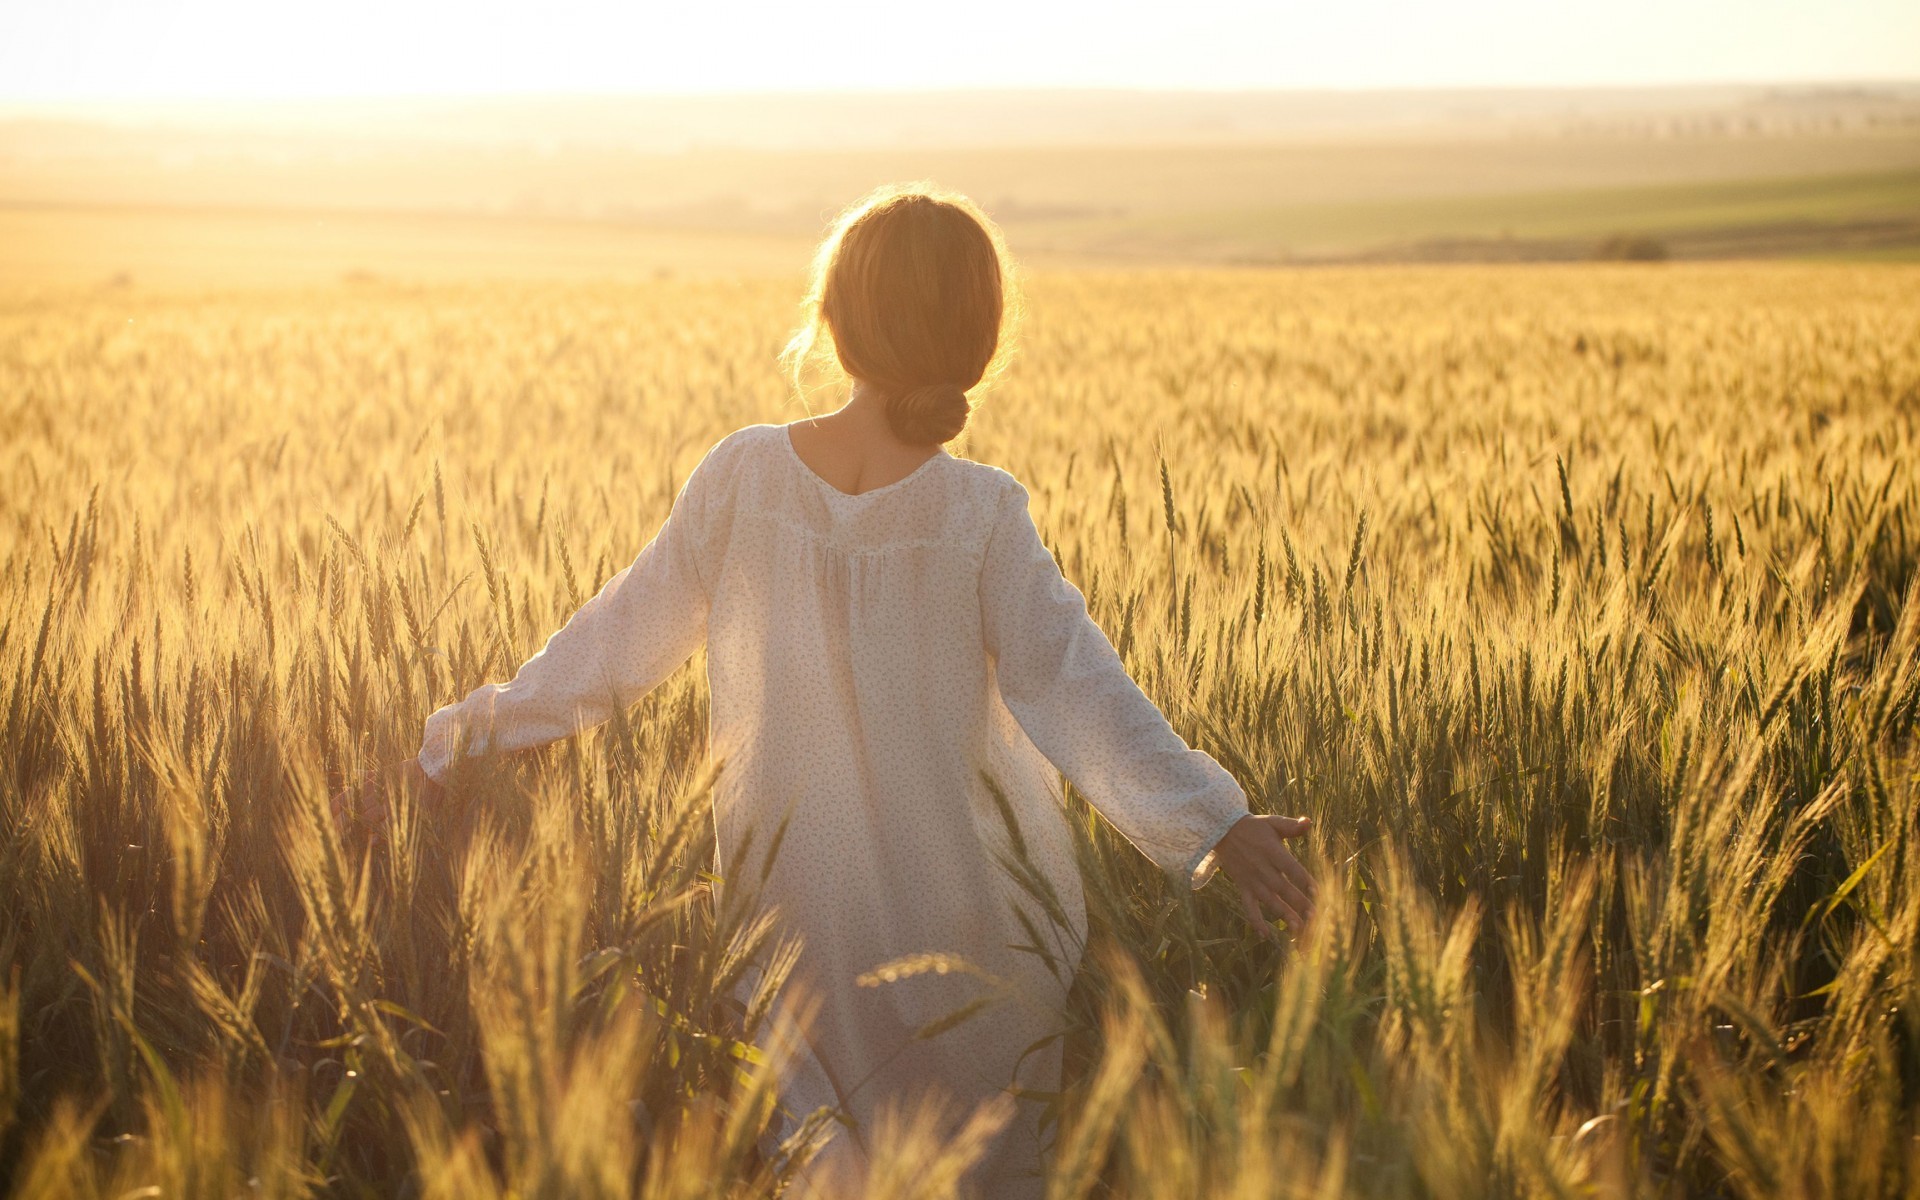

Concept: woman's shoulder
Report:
left=689, top=423, right=783, bottom=479
left=709, top=422, right=785, bottom=457
left=944, top=453, right=1029, bottom=505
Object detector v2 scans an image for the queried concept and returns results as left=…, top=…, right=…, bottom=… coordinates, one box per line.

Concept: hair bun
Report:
left=885, top=381, right=971, bottom=445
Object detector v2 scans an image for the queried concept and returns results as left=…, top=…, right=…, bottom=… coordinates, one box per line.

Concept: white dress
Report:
left=416, top=422, right=1251, bottom=1197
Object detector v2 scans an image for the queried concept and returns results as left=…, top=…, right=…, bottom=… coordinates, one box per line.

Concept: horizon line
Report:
left=4, top=76, right=1919, bottom=109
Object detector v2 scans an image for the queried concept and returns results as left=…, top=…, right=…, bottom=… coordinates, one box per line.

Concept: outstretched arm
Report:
left=416, top=441, right=723, bottom=785
left=979, top=478, right=1315, bottom=931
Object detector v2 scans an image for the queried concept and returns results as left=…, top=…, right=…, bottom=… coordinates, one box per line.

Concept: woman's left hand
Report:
left=1211, top=813, right=1319, bottom=944
left=329, top=756, right=442, bottom=843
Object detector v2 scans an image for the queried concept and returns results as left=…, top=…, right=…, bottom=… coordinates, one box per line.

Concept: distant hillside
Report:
left=3, top=85, right=1918, bottom=284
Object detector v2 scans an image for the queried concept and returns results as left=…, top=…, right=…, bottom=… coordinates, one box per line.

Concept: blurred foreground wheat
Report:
left=2, top=264, right=1917, bottom=1197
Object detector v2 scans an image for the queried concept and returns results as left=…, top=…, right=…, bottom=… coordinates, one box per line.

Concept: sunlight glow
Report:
left=1, top=0, right=1916, bottom=102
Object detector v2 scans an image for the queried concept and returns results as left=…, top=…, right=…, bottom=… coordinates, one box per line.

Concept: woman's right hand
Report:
left=1212, top=813, right=1318, bottom=944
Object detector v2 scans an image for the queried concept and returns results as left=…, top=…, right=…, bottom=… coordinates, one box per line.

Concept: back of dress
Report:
left=417, top=421, right=1250, bottom=1199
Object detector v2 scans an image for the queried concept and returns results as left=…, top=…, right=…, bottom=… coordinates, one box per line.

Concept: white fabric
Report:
left=417, top=422, right=1250, bottom=1195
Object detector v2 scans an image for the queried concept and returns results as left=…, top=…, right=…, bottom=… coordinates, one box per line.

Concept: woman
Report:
left=347, top=182, right=1317, bottom=1197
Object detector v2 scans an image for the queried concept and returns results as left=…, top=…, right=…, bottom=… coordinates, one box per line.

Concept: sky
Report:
left=1, top=0, right=1916, bottom=101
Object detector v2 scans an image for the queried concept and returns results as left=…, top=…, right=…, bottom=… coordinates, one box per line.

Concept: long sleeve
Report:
left=416, top=439, right=725, bottom=784
left=979, top=478, right=1249, bottom=890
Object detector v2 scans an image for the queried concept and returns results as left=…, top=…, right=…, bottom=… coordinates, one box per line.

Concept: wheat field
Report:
left=1, top=263, right=1916, bottom=1197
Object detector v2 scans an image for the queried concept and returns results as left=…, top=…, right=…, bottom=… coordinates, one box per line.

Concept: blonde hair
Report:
left=779, top=181, right=1024, bottom=445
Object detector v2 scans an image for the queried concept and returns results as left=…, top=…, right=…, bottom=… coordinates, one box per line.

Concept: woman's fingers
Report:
left=1240, top=830, right=1316, bottom=905
left=328, top=772, right=387, bottom=830
left=1249, top=880, right=1306, bottom=933
left=1216, top=813, right=1322, bottom=940
left=1262, top=870, right=1315, bottom=929
left=1241, top=847, right=1315, bottom=924
left=1237, top=884, right=1284, bottom=945
left=1240, top=882, right=1298, bottom=944
left=1271, top=845, right=1319, bottom=904
left=1251, top=820, right=1318, bottom=898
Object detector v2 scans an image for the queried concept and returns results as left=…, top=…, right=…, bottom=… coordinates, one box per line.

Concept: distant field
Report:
left=1036, top=167, right=1920, bottom=263
left=8, top=112, right=1918, bottom=223
left=0, top=205, right=813, bottom=291
left=6, top=164, right=1919, bottom=293
left=6, top=109, right=1920, bottom=281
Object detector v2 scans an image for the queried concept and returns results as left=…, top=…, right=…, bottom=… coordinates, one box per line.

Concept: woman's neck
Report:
left=839, top=378, right=891, bottom=429
left=788, top=378, right=943, bottom=493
